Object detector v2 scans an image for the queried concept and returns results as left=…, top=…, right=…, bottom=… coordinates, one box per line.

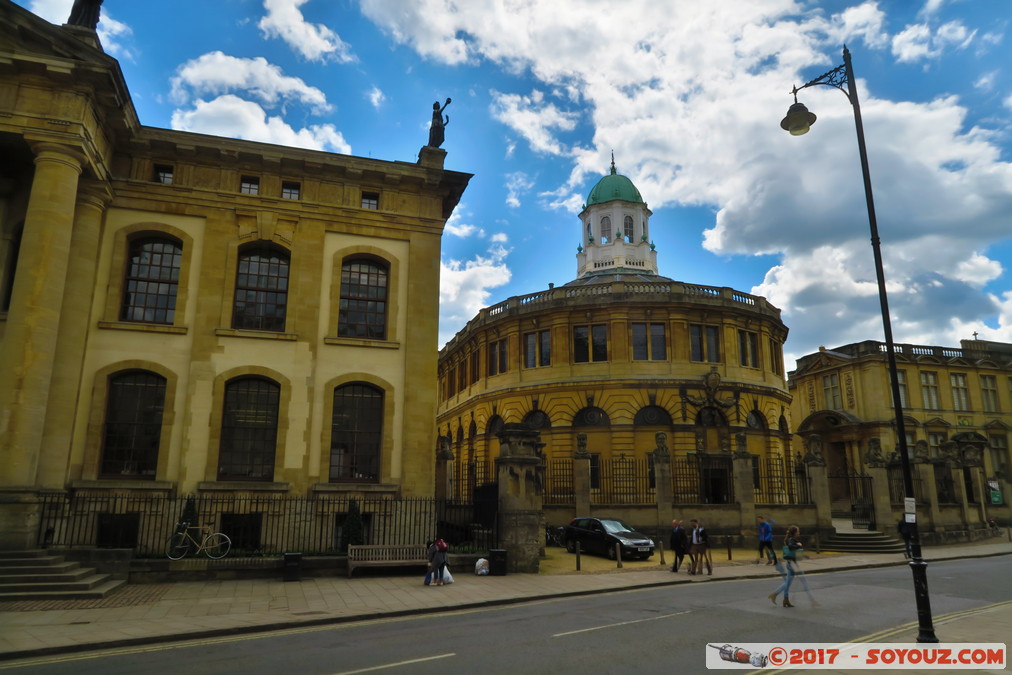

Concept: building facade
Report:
left=789, top=339, right=1012, bottom=530
left=436, top=161, right=793, bottom=528
left=0, top=2, right=470, bottom=549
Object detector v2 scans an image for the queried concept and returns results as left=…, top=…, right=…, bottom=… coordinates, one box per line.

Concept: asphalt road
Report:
left=4, top=557, right=1009, bottom=675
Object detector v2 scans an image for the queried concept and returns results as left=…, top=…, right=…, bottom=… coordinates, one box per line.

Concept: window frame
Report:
left=153, top=164, right=174, bottom=185
left=689, top=324, right=721, bottom=363
left=361, top=191, right=380, bottom=210
left=281, top=181, right=301, bottom=200
left=573, top=324, right=608, bottom=363
left=981, top=374, right=999, bottom=413
left=232, top=244, right=290, bottom=332
left=240, top=175, right=260, bottom=196
left=523, top=329, right=552, bottom=368
left=950, top=373, right=970, bottom=411
left=337, top=258, right=389, bottom=340
left=99, top=370, right=167, bottom=480
left=218, top=376, right=280, bottom=482
left=120, top=236, right=182, bottom=325
left=631, top=322, right=666, bottom=361
left=329, top=382, right=383, bottom=483
left=488, top=338, right=509, bottom=376
left=822, top=373, right=842, bottom=410
left=921, top=371, right=940, bottom=410
left=738, top=329, right=759, bottom=368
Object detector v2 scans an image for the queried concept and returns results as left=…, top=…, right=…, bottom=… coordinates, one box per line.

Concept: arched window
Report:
left=634, top=405, right=672, bottom=426
left=746, top=410, right=767, bottom=429
left=338, top=258, right=388, bottom=339
left=779, top=415, right=790, bottom=434
left=623, top=216, right=634, bottom=242
left=232, top=245, right=289, bottom=331
left=486, top=415, right=505, bottom=437
left=100, top=371, right=166, bottom=478
left=330, top=383, right=383, bottom=482
left=120, top=237, right=182, bottom=324
left=600, top=216, right=611, bottom=243
left=523, top=410, right=551, bottom=429
left=573, top=406, right=610, bottom=427
left=586, top=221, right=592, bottom=241
left=219, top=377, right=279, bottom=481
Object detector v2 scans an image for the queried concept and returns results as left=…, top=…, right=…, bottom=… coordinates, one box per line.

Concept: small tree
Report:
left=339, top=499, right=366, bottom=553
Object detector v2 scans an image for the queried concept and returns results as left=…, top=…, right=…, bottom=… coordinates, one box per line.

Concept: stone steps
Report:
left=0, top=551, right=127, bottom=600
left=820, top=531, right=907, bottom=554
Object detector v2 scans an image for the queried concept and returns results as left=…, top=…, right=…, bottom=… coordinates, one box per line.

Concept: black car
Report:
left=563, top=517, right=655, bottom=560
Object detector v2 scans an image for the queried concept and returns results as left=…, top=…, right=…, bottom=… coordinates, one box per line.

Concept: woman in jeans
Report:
left=768, top=525, right=803, bottom=607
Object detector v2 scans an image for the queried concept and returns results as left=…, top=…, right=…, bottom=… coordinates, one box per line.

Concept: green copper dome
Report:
left=586, top=159, right=644, bottom=206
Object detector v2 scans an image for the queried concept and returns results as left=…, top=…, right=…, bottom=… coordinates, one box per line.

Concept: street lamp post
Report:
left=781, top=46, right=938, bottom=643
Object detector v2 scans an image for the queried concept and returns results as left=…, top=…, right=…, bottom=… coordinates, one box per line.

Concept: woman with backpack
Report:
left=768, top=525, right=803, bottom=607
left=428, top=538, right=449, bottom=586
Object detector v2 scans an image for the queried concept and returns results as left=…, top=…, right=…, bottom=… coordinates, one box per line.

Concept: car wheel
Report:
left=566, top=539, right=576, bottom=553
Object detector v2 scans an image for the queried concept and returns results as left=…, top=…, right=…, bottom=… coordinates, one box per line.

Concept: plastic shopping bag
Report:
left=475, top=558, right=489, bottom=575
left=442, top=567, right=454, bottom=584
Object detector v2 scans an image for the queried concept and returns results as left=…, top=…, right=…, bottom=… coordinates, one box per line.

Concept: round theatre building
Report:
left=437, top=162, right=793, bottom=506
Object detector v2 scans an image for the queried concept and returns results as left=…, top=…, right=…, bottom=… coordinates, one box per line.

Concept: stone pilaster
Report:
left=806, top=463, right=833, bottom=534
left=918, top=463, right=942, bottom=532
left=732, top=453, right=756, bottom=538
left=864, top=465, right=894, bottom=534
left=653, top=432, right=673, bottom=530
left=37, top=181, right=111, bottom=488
left=0, top=143, right=84, bottom=489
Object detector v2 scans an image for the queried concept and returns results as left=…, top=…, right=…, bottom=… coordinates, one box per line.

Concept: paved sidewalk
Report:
left=0, top=541, right=1009, bottom=661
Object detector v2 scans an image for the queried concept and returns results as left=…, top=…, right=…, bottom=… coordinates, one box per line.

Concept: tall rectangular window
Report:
left=574, top=325, right=607, bottom=363
left=240, top=175, right=260, bottom=195
left=457, top=361, right=467, bottom=392
left=330, top=383, right=382, bottom=482
left=981, top=375, right=999, bottom=413
left=738, top=330, right=759, bottom=368
left=989, top=435, right=1008, bottom=475
left=822, top=373, right=842, bottom=410
left=281, top=181, right=301, bottom=200
left=928, top=431, right=946, bottom=459
left=632, top=323, right=666, bottom=360
left=488, top=338, right=508, bottom=376
left=690, top=324, right=720, bottom=362
left=769, top=338, right=783, bottom=375
left=469, top=349, right=481, bottom=384
left=100, top=371, right=166, bottom=479
left=219, top=377, right=279, bottom=481
left=233, top=245, right=289, bottom=332
left=921, top=372, right=940, bottom=410
left=894, top=369, right=908, bottom=408
left=121, top=237, right=182, bottom=324
left=524, top=330, right=551, bottom=368
left=338, top=259, right=388, bottom=339
left=153, top=164, right=173, bottom=185
left=951, top=373, right=970, bottom=411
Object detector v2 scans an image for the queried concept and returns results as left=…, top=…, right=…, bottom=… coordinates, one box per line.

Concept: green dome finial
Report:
left=586, top=155, right=644, bottom=207
left=610, top=150, right=616, bottom=175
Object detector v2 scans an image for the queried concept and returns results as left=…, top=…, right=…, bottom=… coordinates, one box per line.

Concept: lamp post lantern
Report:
left=782, top=46, right=938, bottom=643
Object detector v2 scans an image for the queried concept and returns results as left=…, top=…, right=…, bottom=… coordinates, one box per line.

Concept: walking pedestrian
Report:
left=756, top=514, right=777, bottom=565
left=688, top=518, right=711, bottom=575
left=670, top=519, right=688, bottom=572
left=897, top=517, right=913, bottom=559
left=768, top=525, right=803, bottom=607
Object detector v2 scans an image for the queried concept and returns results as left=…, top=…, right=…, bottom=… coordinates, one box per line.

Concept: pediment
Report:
left=914, top=355, right=943, bottom=364
left=923, top=417, right=951, bottom=428
left=984, top=419, right=1010, bottom=431
left=975, top=359, right=999, bottom=368
left=1, top=2, right=116, bottom=69
left=945, top=358, right=972, bottom=367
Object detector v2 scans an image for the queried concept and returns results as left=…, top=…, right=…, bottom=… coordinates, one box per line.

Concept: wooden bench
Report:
left=347, top=544, right=429, bottom=578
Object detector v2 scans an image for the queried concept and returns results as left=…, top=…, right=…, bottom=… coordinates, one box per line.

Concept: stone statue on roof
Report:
left=68, top=0, right=103, bottom=30
left=428, top=98, right=451, bottom=148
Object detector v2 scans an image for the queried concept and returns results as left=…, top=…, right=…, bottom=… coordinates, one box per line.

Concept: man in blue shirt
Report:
left=757, top=514, right=776, bottom=565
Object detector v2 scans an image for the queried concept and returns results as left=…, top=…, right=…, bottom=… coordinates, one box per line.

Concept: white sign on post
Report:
left=904, top=497, right=916, bottom=513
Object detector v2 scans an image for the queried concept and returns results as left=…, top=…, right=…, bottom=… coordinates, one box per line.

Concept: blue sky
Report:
left=20, top=0, right=1012, bottom=365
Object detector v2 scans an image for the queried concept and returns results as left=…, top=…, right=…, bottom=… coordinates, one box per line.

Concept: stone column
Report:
left=37, top=181, right=111, bottom=488
left=864, top=464, right=893, bottom=533
left=434, top=437, right=452, bottom=501
left=918, top=463, right=942, bottom=533
left=0, top=143, right=84, bottom=489
left=573, top=432, right=591, bottom=516
left=496, top=423, right=545, bottom=573
left=652, top=432, right=673, bottom=531
left=731, top=433, right=755, bottom=538
left=807, top=464, right=833, bottom=535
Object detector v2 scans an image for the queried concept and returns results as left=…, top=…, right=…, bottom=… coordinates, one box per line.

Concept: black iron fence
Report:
left=36, top=492, right=498, bottom=557
left=450, top=459, right=494, bottom=502
left=544, top=458, right=574, bottom=505
left=592, top=456, right=655, bottom=504
left=887, top=465, right=926, bottom=504
left=753, top=455, right=812, bottom=505
left=934, top=464, right=958, bottom=504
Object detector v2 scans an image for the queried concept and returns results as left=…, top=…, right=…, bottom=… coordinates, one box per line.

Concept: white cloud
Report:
left=170, top=95, right=351, bottom=153
left=170, top=52, right=330, bottom=113
left=974, top=71, right=997, bottom=91
left=367, top=86, right=386, bottom=108
left=439, top=244, right=512, bottom=347
left=1005, top=94, right=1012, bottom=111
left=504, top=171, right=535, bottom=208
left=258, top=0, right=355, bottom=63
left=490, top=90, right=579, bottom=156
left=361, top=0, right=1012, bottom=358
left=490, top=233, right=509, bottom=243
left=892, top=20, right=975, bottom=63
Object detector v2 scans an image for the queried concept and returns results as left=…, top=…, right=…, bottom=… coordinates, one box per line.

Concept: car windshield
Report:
left=599, top=519, right=635, bottom=534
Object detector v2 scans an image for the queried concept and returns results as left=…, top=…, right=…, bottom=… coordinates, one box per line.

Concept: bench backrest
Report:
left=348, top=544, right=428, bottom=562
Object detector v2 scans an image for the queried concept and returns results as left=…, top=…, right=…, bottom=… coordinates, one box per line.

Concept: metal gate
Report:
left=828, top=470, right=874, bottom=529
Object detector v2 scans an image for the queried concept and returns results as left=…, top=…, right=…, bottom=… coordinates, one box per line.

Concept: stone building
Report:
left=0, top=1, right=470, bottom=549
left=789, top=339, right=1012, bottom=534
left=436, top=160, right=792, bottom=531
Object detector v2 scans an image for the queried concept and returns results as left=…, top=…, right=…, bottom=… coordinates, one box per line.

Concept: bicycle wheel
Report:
left=166, top=532, right=191, bottom=560
left=203, top=533, right=231, bottom=559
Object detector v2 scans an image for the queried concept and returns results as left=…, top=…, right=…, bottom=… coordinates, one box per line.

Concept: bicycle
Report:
left=545, top=525, right=566, bottom=548
left=165, top=521, right=231, bottom=560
